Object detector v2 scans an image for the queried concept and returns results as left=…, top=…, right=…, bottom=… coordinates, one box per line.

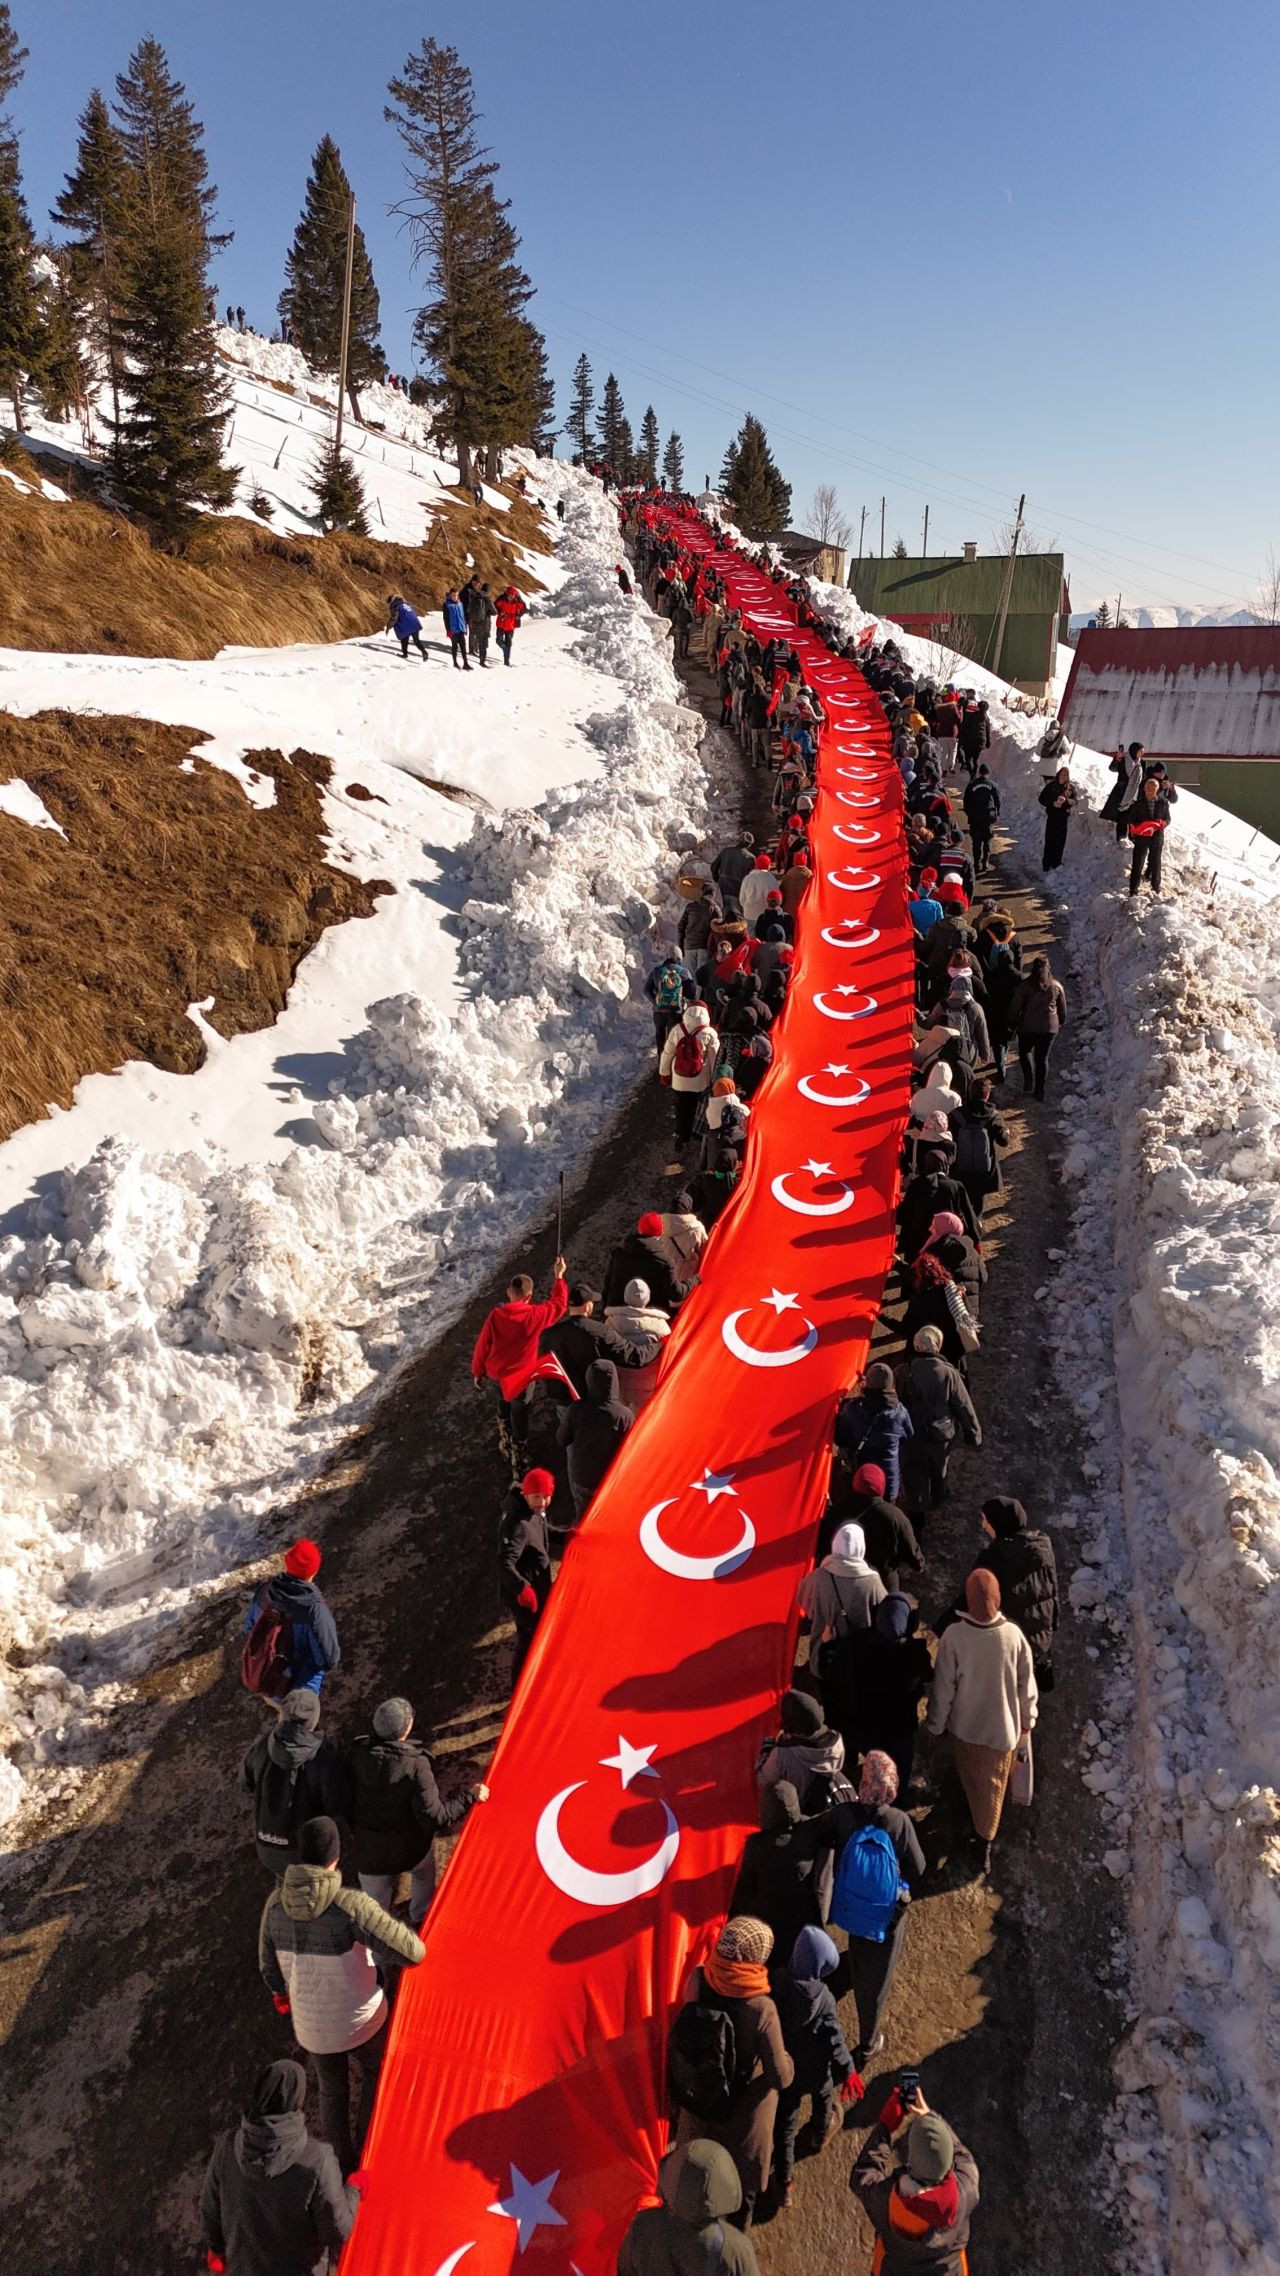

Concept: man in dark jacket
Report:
left=842, top=1463, right=924, bottom=1583
left=851, top=2088, right=980, bottom=2273
left=242, top=1691, right=351, bottom=1875
left=895, top=1329, right=982, bottom=1518
left=963, top=1494, right=1059, bottom=1687
left=770, top=1926, right=860, bottom=2198
left=348, top=1698, right=488, bottom=1926
left=710, top=830, right=757, bottom=918
left=499, top=1469, right=555, bottom=1684
left=957, top=700, right=990, bottom=773
left=602, top=1215, right=681, bottom=1315
left=962, top=764, right=1000, bottom=873
left=201, top=2060, right=357, bottom=2276
left=556, top=1357, right=632, bottom=1519
left=538, top=1283, right=609, bottom=1400
left=678, top=882, right=719, bottom=980
left=242, top=1541, right=340, bottom=1696
left=619, top=2140, right=760, bottom=2276
left=1128, top=776, right=1172, bottom=895
left=730, top=1781, right=827, bottom=1959
left=811, top=1752, right=925, bottom=2064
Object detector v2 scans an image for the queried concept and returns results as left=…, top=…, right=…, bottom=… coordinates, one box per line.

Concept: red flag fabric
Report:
left=342, top=514, right=913, bottom=2276
left=513, top=1350, right=581, bottom=1402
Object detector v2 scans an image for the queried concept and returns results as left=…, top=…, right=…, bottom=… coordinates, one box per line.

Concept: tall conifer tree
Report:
left=0, top=5, right=40, bottom=429
left=663, top=431, right=685, bottom=491
left=53, top=89, right=131, bottom=435
left=638, top=404, right=659, bottom=485
left=719, top=413, right=791, bottom=533
left=567, top=351, right=593, bottom=462
left=280, top=137, right=383, bottom=414
left=110, top=38, right=234, bottom=535
left=595, top=371, right=627, bottom=472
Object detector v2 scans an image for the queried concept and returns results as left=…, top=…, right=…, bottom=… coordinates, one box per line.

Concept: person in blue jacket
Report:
left=386, top=593, right=428, bottom=661
left=443, top=589, right=471, bottom=671
left=834, top=1364, right=915, bottom=1506
left=242, top=1540, right=341, bottom=1695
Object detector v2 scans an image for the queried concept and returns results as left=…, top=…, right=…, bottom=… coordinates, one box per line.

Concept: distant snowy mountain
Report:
left=1069, top=601, right=1260, bottom=632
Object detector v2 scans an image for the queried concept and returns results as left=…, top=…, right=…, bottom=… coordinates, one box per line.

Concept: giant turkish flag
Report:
left=342, top=513, right=913, bottom=2274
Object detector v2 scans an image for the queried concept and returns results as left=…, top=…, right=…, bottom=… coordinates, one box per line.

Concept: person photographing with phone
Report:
left=851, top=2078, right=980, bottom=2272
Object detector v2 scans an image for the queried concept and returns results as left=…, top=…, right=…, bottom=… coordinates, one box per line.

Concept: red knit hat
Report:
left=754, top=853, right=772, bottom=869
left=521, top=1468, right=555, bottom=1498
left=852, top=1463, right=887, bottom=1497
left=284, top=1538, right=321, bottom=1579
left=637, top=1212, right=663, bottom=1237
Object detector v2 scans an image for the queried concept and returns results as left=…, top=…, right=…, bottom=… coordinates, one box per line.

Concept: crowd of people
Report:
left=384, top=577, right=527, bottom=669
left=204, top=484, right=1071, bottom=2273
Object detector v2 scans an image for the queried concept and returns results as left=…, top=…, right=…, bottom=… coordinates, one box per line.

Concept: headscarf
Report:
left=858, top=1750, right=900, bottom=1806
left=966, top=1568, right=1001, bottom=1621
left=247, top=2061, right=307, bottom=2117
left=831, top=1521, right=867, bottom=1563
left=704, top=1915, right=773, bottom=2000
left=925, top=1211, right=965, bottom=1249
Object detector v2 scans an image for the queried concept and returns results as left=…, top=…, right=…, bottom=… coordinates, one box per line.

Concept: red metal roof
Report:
left=1061, top=627, right=1280, bottom=763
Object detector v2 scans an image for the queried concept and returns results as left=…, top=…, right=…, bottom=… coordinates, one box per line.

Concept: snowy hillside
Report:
left=833, top=568, right=1280, bottom=2274
left=1069, top=602, right=1260, bottom=632
left=0, top=460, right=717, bottom=1833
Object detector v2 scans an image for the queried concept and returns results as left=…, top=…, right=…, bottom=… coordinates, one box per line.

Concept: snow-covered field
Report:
left=822, top=565, right=1280, bottom=2274
left=0, top=457, right=715, bottom=1835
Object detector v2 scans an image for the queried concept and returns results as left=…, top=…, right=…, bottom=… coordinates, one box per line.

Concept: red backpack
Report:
left=240, top=1586, right=294, bottom=1699
left=673, top=1028, right=704, bottom=1079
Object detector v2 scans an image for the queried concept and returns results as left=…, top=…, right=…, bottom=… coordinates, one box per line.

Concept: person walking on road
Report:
left=1007, top=954, right=1067, bottom=1102
left=1038, top=766, right=1076, bottom=871
left=498, top=1468, right=555, bottom=1684
left=347, top=1698, right=488, bottom=1927
left=659, top=1002, right=720, bottom=1152
left=619, top=2142, right=761, bottom=2276
left=556, top=1356, right=633, bottom=1518
left=851, top=2086, right=980, bottom=2274
left=442, top=589, right=471, bottom=670
left=241, top=1690, right=351, bottom=1875
left=386, top=594, right=429, bottom=661
left=927, top=1568, right=1038, bottom=1871
left=258, top=1817, right=425, bottom=2178
left=963, top=764, right=1000, bottom=876
left=669, top=1916, right=794, bottom=2226
left=495, top=586, right=527, bottom=664
left=201, top=2060, right=358, bottom=2276
left=471, top=1257, right=568, bottom=1471
left=241, top=1541, right=340, bottom=1700
left=815, top=1750, right=925, bottom=2066
left=770, top=1927, right=862, bottom=2204
left=894, top=1327, right=982, bottom=1525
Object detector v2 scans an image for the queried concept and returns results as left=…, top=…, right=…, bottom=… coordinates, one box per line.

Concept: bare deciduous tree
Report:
left=993, top=511, right=1057, bottom=554
left=1254, top=548, right=1280, bottom=625
left=922, top=612, right=981, bottom=685
left=807, top=482, right=852, bottom=550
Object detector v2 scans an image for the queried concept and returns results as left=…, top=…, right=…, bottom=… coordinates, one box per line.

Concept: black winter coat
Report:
left=556, top=1359, right=633, bottom=1505
left=898, top=1172, right=980, bottom=1262
left=201, top=2110, right=355, bottom=2276
left=852, top=1493, right=924, bottom=1583
left=539, top=1310, right=611, bottom=1399
left=241, top=1723, right=351, bottom=1873
left=498, top=1488, right=552, bottom=1608
left=770, top=1967, right=854, bottom=2095
left=818, top=1628, right=934, bottom=1777
left=969, top=1529, right=1059, bottom=1666
left=347, top=1734, right=473, bottom=1876
left=949, top=1103, right=1007, bottom=1199
left=602, top=1233, right=681, bottom=1316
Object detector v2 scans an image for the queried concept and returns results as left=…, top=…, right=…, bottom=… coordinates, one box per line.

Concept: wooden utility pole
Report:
left=987, top=491, right=1025, bottom=678
left=857, top=505, right=866, bottom=564
left=879, top=496, right=886, bottom=557
left=922, top=505, right=930, bottom=555
left=333, top=190, right=357, bottom=461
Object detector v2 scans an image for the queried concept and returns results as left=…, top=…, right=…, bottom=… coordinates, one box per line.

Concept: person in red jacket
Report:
left=495, top=587, right=527, bottom=666
left=472, top=1256, right=568, bottom=1471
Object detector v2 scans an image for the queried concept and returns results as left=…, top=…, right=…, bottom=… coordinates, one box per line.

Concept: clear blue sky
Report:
left=11, top=0, right=1277, bottom=611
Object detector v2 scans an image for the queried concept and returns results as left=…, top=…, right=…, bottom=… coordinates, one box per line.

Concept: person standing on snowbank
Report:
left=1127, top=774, right=1172, bottom=896
left=1039, top=766, right=1076, bottom=871
left=442, top=589, right=471, bottom=671
left=495, top=586, right=527, bottom=664
left=471, top=1257, right=568, bottom=1471
left=241, top=1542, right=340, bottom=1698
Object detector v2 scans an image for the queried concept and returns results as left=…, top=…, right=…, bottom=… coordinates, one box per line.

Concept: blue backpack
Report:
left=830, top=1824, right=905, bottom=1943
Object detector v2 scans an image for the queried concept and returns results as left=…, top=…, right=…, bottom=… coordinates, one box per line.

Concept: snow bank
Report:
left=0, top=465, right=713, bottom=1832
left=820, top=565, right=1280, bottom=2271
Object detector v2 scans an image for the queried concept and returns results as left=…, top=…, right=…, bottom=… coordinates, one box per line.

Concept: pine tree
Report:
left=387, top=40, right=538, bottom=488
left=0, top=4, right=40, bottom=430
left=33, top=248, right=88, bottom=423
left=110, top=39, right=235, bottom=537
left=719, top=413, right=790, bottom=534
left=280, top=136, right=383, bottom=415
left=567, top=350, right=593, bottom=462
left=636, top=404, right=659, bottom=486
left=891, top=535, right=908, bottom=559
left=663, top=431, right=685, bottom=491
left=596, top=371, right=627, bottom=472
left=310, top=437, right=367, bottom=533
left=52, top=88, right=131, bottom=436
left=1095, top=599, right=1112, bottom=628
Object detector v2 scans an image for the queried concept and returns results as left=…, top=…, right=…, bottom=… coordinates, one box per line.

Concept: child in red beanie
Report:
left=242, top=1540, right=340, bottom=1699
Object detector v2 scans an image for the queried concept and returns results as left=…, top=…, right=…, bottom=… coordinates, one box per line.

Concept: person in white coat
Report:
left=926, top=1568, right=1037, bottom=1870
left=659, top=1001, right=721, bottom=1148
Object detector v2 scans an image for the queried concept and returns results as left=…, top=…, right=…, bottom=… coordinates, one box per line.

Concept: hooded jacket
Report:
left=556, top=1358, right=633, bottom=1504
left=834, top=1390, right=914, bottom=1504
left=201, top=2078, right=356, bottom=2276
left=757, top=1723, right=851, bottom=1814
left=258, top=1867, right=424, bottom=2056
left=602, top=1232, right=681, bottom=1316
left=603, top=1285, right=672, bottom=1368
left=770, top=1925, right=856, bottom=2096
left=241, top=1714, right=351, bottom=1872
left=619, top=2142, right=760, bottom=2276
left=659, top=1003, right=720, bottom=1093
left=730, top=1782, right=827, bottom=1958
left=966, top=1501, right=1059, bottom=1665
left=852, top=2121, right=980, bottom=2272
left=241, top=1576, right=341, bottom=1695
left=538, top=1307, right=610, bottom=1399
left=347, top=1733, right=473, bottom=1877
left=471, top=1277, right=569, bottom=1397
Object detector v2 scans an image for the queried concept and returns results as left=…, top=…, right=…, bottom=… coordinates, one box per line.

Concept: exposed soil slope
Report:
left=0, top=712, right=388, bottom=1139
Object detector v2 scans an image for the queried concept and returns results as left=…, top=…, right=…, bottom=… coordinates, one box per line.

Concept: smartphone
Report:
left=899, top=2069, right=920, bottom=2100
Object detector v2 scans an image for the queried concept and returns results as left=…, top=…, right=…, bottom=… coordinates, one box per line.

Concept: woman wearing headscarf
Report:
left=602, top=1278, right=671, bottom=1414
left=810, top=1753, right=926, bottom=2065
left=201, top=2060, right=358, bottom=2276
left=797, top=1522, right=886, bottom=1643
left=926, top=1569, right=1038, bottom=1871
left=1038, top=765, right=1077, bottom=871
left=834, top=1365, right=915, bottom=1507
left=671, top=1917, right=794, bottom=2224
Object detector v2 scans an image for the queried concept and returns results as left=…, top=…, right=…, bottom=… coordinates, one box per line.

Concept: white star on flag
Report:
left=834, top=984, right=864, bottom=998
left=600, top=1735, right=659, bottom=1788
left=800, top=1159, right=834, bottom=1178
left=763, top=1289, right=800, bottom=1314
left=823, top=1063, right=852, bottom=1077
left=691, top=1468, right=735, bottom=1502
left=487, top=2166, right=567, bottom=2252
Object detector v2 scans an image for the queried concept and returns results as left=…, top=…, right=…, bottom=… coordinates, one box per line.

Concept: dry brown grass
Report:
left=0, top=711, right=390, bottom=1142
left=0, top=479, right=552, bottom=659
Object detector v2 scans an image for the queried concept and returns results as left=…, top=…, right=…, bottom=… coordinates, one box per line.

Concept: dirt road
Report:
left=0, top=642, right=1125, bottom=2276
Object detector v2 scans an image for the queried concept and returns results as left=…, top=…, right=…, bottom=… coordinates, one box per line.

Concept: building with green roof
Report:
left=849, top=546, right=1070, bottom=695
